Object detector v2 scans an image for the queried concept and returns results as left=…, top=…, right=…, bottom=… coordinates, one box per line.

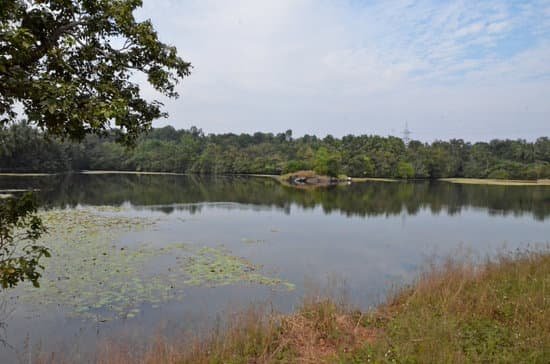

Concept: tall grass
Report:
left=38, top=249, right=549, bottom=363
left=341, top=249, right=550, bottom=363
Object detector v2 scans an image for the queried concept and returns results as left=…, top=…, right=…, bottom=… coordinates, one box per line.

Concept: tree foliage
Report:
left=0, top=0, right=190, bottom=289
left=2, top=123, right=549, bottom=180
left=0, top=193, right=49, bottom=288
left=1, top=0, right=191, bottom=145
left=314, top=147, right=340, bottom=177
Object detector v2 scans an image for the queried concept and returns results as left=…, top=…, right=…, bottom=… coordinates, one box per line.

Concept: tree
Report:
left=535, top=137, right=550, bottom=162
left=344, top=155, right=375, bottom=177
left=0, top=0, right=190, bottom=288
left=396, top=161, right=414, bottom=179
left=1, top=0, right=191, bottom=145
left=314, top=147, right=341, bottom=177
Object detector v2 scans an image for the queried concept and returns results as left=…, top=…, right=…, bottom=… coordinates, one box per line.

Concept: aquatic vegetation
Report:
left=94, top=250, right=550, bottom=364
left=241, top=238, right=266, bottom=244
left=13, top=207, right=293, bottom=321
left=184, top=247, right=282, bottom=287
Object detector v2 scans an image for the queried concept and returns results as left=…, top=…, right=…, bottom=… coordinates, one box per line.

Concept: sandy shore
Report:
left=440, top=178, right=550, bottom=186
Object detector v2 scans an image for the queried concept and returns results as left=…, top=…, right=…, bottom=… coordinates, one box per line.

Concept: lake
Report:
left=1, top=173, right=549, bottom=361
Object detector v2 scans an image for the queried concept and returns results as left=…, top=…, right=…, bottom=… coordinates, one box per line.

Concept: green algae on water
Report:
left=184, top=246, right=279, bottom=286
left=241, top=237, right=266, bottom=244
left=13, top=207, right=293, bottom=321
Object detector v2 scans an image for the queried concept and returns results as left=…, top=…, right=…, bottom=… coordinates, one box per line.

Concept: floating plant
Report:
left=184, top=246, right=280, bottom=286
left=11, top=207, right=293, bottom=322
left=241, top=237, right=266, bottom=244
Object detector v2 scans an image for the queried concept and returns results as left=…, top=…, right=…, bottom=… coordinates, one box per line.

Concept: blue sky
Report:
left=136, top=0, right=550, bottom=141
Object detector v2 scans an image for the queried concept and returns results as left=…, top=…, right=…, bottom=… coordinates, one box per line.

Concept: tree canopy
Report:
left=0, top=0, right=190, bottom=288
left=1, top=0, right=191, bottom=145
left=2, top=123, right=549, bottom=181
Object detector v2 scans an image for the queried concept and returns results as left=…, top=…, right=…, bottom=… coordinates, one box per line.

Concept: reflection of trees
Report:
left=0, top=297, right=14, bottom=350
left=1, top=174, right=549, bottom=220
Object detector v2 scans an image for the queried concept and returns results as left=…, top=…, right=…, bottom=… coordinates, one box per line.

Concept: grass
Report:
left=52, top=248, right=547, bottom=364
left=440, top=178, right=550, bottom=186
left=343, top=249, right=550, bottom=363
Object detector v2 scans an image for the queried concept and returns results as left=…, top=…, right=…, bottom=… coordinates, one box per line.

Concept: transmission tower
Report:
left=402, top=122, right=411, bottom=145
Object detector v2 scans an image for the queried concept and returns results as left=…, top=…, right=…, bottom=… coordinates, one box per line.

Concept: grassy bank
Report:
left=80, top=249, right=549, bottom=364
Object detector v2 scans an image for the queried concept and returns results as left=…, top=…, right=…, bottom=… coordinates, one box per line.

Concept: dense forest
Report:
left=1, top=122, right=549, bottom=179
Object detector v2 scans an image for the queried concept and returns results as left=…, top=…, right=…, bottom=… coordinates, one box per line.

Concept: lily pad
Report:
left=11, top=207, right=294, bottom=322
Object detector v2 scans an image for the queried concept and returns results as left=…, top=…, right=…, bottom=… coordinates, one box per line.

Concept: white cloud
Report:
left=455, top=23, right=485, bottom=38
left=135, top=0, right=550, bottom=141
left=487, top=21, right=509, bottom=34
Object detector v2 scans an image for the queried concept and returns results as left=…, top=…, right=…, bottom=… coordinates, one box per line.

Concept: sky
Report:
left=136, top=0, right=550, bottom=142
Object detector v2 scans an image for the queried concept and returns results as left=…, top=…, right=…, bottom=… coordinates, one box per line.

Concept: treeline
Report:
left=1, top=122, right=550, bottom=179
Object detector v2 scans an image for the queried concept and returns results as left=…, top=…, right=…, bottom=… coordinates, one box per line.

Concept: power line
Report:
left=402, top=122, right=411, bottom=145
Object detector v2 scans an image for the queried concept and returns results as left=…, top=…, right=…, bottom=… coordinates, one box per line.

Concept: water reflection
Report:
left=1, top=174, right=549, bottom=220
left=0, top=173, right=549, bottom=362
left=0, top=298, right=12, bottom=350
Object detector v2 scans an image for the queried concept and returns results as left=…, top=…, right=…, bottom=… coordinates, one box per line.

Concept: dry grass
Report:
left=282, top=299, right=378, bottom=363
left=86, top=300, right=378, bottom=364
left=35, top=249, right=550, bottom=363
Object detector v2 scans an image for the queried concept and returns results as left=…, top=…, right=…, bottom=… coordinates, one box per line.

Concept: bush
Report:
left=536, top=163, right=550, bottom=179
left=488, top=169, right=509, bottom=179
left=396, top=161, right=415, bottom=179
left=313, top=147, right=341, bottom=177
left=283, top=160, right=309, bottom=174
left=523, top=167, right=539, bottom=180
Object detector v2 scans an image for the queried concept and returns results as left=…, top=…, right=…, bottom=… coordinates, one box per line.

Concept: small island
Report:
left=278, top=170, right=398, bottom=188
left=279, top=170, right=347, bottom=187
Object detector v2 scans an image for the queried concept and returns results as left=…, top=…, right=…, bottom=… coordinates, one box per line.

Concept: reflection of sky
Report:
left=122, top=203, right=550, bottom=309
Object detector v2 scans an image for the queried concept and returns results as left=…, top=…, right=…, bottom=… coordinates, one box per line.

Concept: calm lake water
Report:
left=1, top=173, right=549, bottom=361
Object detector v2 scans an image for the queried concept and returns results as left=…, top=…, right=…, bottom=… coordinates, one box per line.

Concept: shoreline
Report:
left=0, top=172, right=54, bottom=176
left=80, top=170, right=188, bottom=176
left=439, top=177, right=550, bottom=186
left=91, top=249, right=549, bottom=363
left=1, top=171, right=549, bottom=186
left=350, top=177, right=398, bottom=182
